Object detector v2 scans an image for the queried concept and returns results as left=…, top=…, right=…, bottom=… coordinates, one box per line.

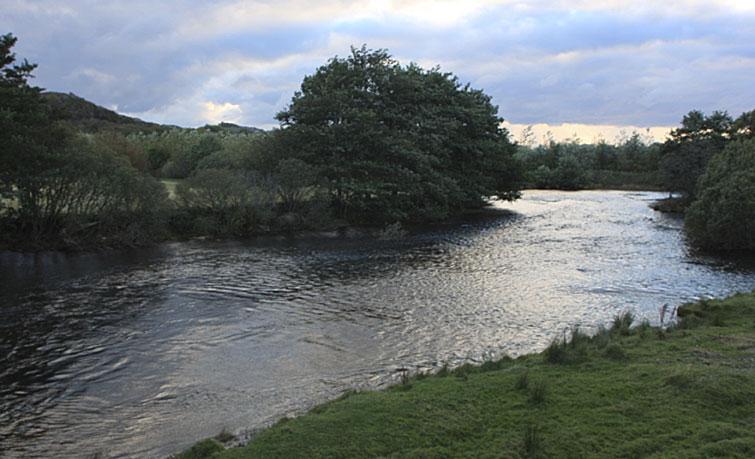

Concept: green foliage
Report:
left=1, top=35, right=168, bottom=248
left=544, top=338, right=568, bottom=364
left=275, top=46, right=521, bottom=224
left=732, top=110, right=755, bottom=140
left=611, top=311, right=635, bottom=336
left=273, top=158, right=320, bottom=212
left=603, top=343, right=628, bottom=361
left=0, top=33, right=50, bottom=202
left=172, top=439, right=224, bottom=459
left=514, top=370, right=529, bottom=390
left=528, top=379, right=547, bottom=404
left=2, top=133, right=168, bottom=246
left=685, top=138, right=755, bottom=251
left=174, top=169, right=275, bottom=237
left=516, top=133, right=661, bottom=190
left=659, top=110, right=733, bottom=199
left=522, top=424, right=543, bottom=458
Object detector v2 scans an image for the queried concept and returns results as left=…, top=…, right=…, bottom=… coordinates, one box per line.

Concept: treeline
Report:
left=516, top=133, right=661, bottom=190
left=1, top=37, right=521, bottom=249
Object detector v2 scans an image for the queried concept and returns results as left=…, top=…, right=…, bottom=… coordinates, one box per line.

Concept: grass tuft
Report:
left=544, top=338, right=568, bottom=364
left=528, top=380, right=547, bottom=405
left=545, top=330, right=588, bottom=365
left=172, top=439, right=224, bottom=459
left=591, top=325, right=611, bottom=349
left=515, top=370, right=529, bottom=390
left=214, top=429, right=235, bottom=444
left=522, top=424, right=542, bottom=458
left=604, top=342, right=628, bottom=361
left=611, top=311, right=635, bottom=335
left=637, top=319, right=651, bottom=338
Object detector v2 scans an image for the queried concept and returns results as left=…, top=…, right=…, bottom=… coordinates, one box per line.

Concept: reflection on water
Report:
left=1, top=190, right=754, bottom=458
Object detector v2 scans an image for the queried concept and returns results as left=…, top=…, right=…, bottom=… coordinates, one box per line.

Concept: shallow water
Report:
left=1, top=190, right=754, bottom=458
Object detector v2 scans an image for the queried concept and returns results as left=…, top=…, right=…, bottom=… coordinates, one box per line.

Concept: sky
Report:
left=3, top=0, right=754, bottom=143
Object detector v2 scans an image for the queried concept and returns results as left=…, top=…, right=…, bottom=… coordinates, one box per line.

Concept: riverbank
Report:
left=0, top=206, right=513, bottom=253
left=650, top=196, right=688, bottom=214
left=177, top=292, right=755, bottom=458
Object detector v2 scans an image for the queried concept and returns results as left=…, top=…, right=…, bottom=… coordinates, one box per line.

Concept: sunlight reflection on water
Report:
left=1, top=190, right=754, bottom=458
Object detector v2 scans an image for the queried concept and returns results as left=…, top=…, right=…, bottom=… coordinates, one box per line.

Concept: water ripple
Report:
left=1, top=190, right=755, bottom=458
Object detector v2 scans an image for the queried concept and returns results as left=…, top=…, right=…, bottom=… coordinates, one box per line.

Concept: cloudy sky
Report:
left=3, top=0, right=754, bottom=143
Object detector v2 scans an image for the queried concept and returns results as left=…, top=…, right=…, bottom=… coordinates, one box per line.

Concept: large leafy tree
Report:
left=276, top=46, right=520, bottom=223
left=685, top=138, right=755, bottom=251
left=0, top=33, right=52, bottom=201
left=659, top=110, right=732, bottom=199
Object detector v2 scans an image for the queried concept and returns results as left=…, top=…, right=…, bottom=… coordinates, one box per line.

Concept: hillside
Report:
left=41, top=92, right=265, bottom=135
left=41, top=92, right=167, bottom=134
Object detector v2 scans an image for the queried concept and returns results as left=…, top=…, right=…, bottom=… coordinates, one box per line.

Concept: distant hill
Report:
left=198, top=122, right=265, bottom=134
left=41, top=92, right=265, bottom=135
left=41, top=92, right=167, bottom=134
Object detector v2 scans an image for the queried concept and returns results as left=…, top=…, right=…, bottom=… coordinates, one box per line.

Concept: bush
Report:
left=174, top=169, right=275, bottom=236
left=685, top=138, right=755, bottom=251
left=5, top=134, right=169, bottom=246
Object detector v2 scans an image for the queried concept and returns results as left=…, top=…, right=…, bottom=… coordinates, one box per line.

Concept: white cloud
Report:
left=503, top=122, right=673, bottom=145
left=202, top=101, right=243, bottom=124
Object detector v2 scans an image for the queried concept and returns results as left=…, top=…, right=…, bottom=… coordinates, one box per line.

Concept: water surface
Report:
left=1, top=190, right=754, bottom=458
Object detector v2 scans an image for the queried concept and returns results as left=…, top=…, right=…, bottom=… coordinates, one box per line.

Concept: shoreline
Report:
left=0, top=206, right=516, bottom=254
left=2, top=188, right=675, bottom=254
left=175, top=291, right=755, bottom=458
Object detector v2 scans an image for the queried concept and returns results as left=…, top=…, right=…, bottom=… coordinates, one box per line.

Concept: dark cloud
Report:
left=2, top=1, right=753, bottom=129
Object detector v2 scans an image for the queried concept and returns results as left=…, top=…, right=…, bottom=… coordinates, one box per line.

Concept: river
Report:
left=1, top=190, right=754, bottom=458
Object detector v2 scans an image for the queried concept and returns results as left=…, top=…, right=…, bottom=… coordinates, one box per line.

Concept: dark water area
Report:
left=1, top=190, right=754, bottom=458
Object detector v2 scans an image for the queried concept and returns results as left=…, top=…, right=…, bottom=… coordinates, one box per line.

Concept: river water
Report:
left=1, top=190, right=754, bottom=458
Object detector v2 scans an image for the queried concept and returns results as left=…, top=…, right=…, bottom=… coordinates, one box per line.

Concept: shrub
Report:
left=5, top=134, right=169, bottom=245
left=175, top=169, right=275, bottom=236
left=685, top=138, right=755, bottom=251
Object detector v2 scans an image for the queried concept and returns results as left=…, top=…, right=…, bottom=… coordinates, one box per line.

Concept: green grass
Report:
left=178, top=292, right=755, bottom=458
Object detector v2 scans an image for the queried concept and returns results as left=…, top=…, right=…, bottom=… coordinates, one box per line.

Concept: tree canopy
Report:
left=275, top=46, right=521, bottom=223
left=685, top=138, right=755, bottom=251
left=1, top=34, right=168, bottom=247
left=659, top=110, right=734, bottom=199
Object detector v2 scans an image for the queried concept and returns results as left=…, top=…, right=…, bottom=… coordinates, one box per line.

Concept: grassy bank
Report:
left=178, top=292, right=755, bottom=458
